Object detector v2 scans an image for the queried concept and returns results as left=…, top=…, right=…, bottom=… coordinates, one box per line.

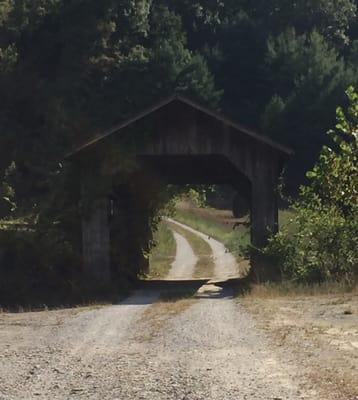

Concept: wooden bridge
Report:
left=68, top=95, right=292, bottom=285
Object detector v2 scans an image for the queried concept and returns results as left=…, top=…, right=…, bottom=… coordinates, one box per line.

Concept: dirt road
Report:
left=166, top=230, right=197, bottom=279
left=168, top=218, right=239, bottom=280
left=0, top=221, right=350, bottom=399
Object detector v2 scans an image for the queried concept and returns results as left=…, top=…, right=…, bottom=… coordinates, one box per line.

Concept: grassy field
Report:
left=168, top=221, right=215, bottom=279
left=147, top=222, right=176, bottom=279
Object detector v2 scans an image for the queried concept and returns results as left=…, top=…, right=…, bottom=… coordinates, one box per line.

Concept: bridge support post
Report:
left=81, top=198, right=111, bottom=286
left=250, top=167, right=279, bottom=282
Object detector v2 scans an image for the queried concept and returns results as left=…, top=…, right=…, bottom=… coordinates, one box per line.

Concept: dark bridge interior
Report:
left=138, top=154, right=251, bottom=195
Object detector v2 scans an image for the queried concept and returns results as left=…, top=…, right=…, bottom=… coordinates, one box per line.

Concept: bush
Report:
left=263, top=87, right=358, bottom=284
left=263, top=205, right=358, bottom=283
left=0, top=227, right=83, bottom=307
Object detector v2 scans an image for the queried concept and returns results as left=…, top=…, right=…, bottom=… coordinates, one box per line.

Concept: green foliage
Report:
left=181, top=187, right=211, bottom=208
left=0, top=162, right=16, bottom=217
left=190, top=2, right=358, bottom=188
left=262, top=28, right=356, bottom=187
left=265, top=206, right=357, bottom=282
left=264, top=88, right=358, bottom=283
left=0, top=0, right=357, bottom=209
left=304, top=86, right=358, bottom=214
left=0, top=227, right=82, bottom=306
left=0, top=0, right=221, bottom=211
left=147, top=221, right=176, bottom=279
left=261, top=94, right=285, bottom=135
left=0, top=1, right=358, bottom=300
left=0, top=1, right=222, bottom=304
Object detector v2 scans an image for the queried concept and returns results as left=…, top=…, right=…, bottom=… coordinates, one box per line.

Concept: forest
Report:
left=0, top=0, right=357, bottom=304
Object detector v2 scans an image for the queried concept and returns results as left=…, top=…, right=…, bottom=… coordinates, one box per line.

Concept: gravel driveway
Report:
left=0, top=221, right=328, bottom=400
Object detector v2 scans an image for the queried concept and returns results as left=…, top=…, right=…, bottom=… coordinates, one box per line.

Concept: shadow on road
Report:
left=118, top=276, right=250, bottom=305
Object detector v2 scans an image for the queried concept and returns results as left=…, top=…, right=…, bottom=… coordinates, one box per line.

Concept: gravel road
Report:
left=166, top=230, right=197, bottom=279
left=0, top=221, right=325, bottom=400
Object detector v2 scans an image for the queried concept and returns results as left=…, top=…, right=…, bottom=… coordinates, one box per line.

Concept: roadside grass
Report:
left=147, top=221, right=176, bottom=279
left=174, top=208, right=250, bottom=261
left=168, top=221, right=215, bottom=279
left=238, top=280, right=358, bottom=299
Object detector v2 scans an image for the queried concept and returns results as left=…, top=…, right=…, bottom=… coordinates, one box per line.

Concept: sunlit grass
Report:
left=147, top=221, right=176, bottom=279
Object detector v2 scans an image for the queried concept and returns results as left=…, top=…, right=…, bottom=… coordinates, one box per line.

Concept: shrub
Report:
left=264, top=205, right=358, bottom=283
left=263, top=87, right=358, bottom=284
left=0, top=227, right=83, bottom=307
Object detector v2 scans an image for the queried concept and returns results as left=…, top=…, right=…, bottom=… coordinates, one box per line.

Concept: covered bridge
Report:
left=68, top=95, right=292, bottom=284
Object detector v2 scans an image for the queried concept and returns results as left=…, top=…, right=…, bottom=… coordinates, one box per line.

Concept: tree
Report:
left=174, top=1, right=358, bottom=189
left=262, top=29, right=357, bottom=188
left=0, top=0, right=221, bottom=215
left=304, top=86, right=358, bottom=214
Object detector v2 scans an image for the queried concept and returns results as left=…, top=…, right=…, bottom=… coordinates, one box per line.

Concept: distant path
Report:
left=166, top=231, right=198, bottom=279
left=167, top=218, right=239, bottom=280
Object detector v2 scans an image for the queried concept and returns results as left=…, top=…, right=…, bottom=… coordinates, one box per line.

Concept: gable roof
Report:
left=67, top=94, right=293, bottom=158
